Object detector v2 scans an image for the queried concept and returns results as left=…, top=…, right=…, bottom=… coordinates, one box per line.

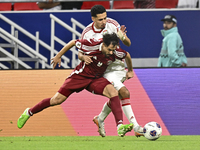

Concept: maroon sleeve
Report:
left=114, top=46, right=127, bottom=60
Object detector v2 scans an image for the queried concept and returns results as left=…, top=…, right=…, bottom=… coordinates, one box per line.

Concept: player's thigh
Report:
left=58, top=74, right=92, bottom=97
left=86, top=77, right=112, bottom=97
left=103, top=71, right=126, bottom=91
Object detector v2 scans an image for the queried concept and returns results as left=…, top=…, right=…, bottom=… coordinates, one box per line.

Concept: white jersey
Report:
left=81, top=17, right=125, bottom=73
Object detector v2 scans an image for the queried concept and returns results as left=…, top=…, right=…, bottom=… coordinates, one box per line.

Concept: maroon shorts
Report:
left=58, top=74, right=111, bottom=97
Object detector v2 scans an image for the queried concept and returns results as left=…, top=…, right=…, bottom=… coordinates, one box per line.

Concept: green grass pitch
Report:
left=0, top=136, right=200, bottom=150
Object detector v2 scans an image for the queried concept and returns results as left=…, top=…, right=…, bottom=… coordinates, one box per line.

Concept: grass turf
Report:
left=0, top=136, right=200, bottom=150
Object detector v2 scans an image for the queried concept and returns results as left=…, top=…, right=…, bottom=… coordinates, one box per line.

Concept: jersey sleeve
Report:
left=114, top=46, right=127, bottom=60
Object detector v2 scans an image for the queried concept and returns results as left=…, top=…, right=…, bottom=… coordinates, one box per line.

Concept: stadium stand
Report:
left=13, top=2, right=42, bottom=11
left=0, top=3, right=12, bottom=11
left=81, top=1, right=110, bottom=9
left=113, top=1, right=134, bottom=9
left=156, top=0, right=178, bottom=8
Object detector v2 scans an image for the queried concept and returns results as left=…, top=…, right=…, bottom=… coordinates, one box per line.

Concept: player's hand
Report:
left=117, top=25, right=127, bottom=41
left=126, top=71, right=134, bottom=80
left=82, top=55, right=93, bottom=65
left=51, top=57, right=61, bottom=69
left=120, top=25, right=127, bottom=34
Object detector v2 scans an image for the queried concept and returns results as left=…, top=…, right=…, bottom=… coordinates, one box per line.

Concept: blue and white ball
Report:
left=143, top=121, right=162, bottom=141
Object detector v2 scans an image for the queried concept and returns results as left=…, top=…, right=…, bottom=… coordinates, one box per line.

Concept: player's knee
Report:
left=103, top=84, right=118, bottom=98
left=119, top=87, right=130, bottom=98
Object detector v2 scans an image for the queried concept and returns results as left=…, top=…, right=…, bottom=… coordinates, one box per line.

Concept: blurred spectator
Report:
left=61, top=2, right=83, bottom=10
left=37, top=1, right=83, bottom=10
left=134, top=0, right=155, bottom=8
left=37, top=2, right=61, bottom=10
left=158, top=15, right=187, bottom=67
left=177, top=0, right=199, bottom=8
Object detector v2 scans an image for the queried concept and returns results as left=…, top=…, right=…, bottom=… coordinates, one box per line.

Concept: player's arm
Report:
left=78, top=52, right=93, bottom=65
left=117, top=25, right=131, bottom=47
left=51, top=40, right=76, bottom=69
left=125, top=52, right=133, bottom=79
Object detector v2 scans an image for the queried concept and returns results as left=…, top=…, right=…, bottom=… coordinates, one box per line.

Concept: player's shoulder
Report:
left=114, top=46, right=127, bottom=58
left=106, top=17, right=119, bottom=27
left=82, top=22, right=93, bottom=32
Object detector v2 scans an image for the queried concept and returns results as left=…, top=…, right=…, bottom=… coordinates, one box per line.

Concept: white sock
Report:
left=117, top=124, right=122, bottom=130
left=122, top=104, right=139, bottom=128
left=99, top=102, right=112, bottom=121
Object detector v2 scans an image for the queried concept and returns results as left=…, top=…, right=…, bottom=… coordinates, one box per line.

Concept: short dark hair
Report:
left=90, top=5, right=106, bottom=17
left=103, top=33, right=119, bottom=47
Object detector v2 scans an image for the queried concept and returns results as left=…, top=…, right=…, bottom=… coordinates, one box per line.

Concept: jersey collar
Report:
left=92, top=22, right=104, bottom=33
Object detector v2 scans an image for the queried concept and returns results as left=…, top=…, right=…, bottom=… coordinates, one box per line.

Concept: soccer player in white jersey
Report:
left=81, top=5, right=144, bottom=137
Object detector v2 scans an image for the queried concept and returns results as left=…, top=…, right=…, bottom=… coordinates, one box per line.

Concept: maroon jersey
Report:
left=70, top=38, right=127, bottom=78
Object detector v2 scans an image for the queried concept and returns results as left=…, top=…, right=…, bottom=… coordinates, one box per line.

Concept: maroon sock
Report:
left=28, top=98, right=51, bottom=116
left=109, top=96, right=123, bottom=126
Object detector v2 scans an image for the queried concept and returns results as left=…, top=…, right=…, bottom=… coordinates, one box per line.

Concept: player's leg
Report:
left=102, top=84, right=133, bottom=137
left=104, top=71, right=143, bottom=136
left=118, top=86, right=144, bottom=137
left=88, top=77, right=133, bottom=137
left=17, top=92, right=67, bottom=129
left=17, top=74, right=84, bottom=129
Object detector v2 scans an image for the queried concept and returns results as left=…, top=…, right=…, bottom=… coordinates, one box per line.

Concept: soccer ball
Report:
left=143, top=121, right=162, bottom=141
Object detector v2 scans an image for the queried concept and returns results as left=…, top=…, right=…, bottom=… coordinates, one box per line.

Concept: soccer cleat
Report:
left=117, top=123, right=133, bottom=137
left=17, top=108, right=30, bottom=129
left=134, top=126, right=144, bottom=137
left=93, top=116, right=106, bottom=137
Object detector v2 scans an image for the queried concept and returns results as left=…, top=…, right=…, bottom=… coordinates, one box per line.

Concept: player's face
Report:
left=163, top=21, right=176, bottom=30
left=92, top=12, right=107, bottom=29
left=102, top=43, right=117, bottom=57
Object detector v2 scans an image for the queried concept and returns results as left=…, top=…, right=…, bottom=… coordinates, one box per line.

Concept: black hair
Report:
left=90, top=5, right=106, bottom=17
left=103, top=33, right=119, bottom=47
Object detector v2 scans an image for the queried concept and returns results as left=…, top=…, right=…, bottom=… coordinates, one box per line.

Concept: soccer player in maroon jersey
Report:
left=17, top=33, right=133, bottom=137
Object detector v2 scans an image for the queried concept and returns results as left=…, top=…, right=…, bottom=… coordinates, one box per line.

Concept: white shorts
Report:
left=103, top=70, right=127, bottom=91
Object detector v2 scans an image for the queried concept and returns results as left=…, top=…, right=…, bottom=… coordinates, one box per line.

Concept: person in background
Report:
left=37, top=0, right=61, bottom=10
left=158, top=15, right=187, bottom=67
left=37, top=0, right=82, bottom=10
left=177, top=0, right=199, bottom=8
left=134, top=0, right=155, bottom=8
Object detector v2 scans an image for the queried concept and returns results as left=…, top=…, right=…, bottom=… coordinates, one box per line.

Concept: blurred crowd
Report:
left=0, top=0, right=199, bottom=11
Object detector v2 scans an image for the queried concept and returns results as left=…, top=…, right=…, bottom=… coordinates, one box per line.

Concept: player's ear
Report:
left=91, top=17, right=95, bottom=22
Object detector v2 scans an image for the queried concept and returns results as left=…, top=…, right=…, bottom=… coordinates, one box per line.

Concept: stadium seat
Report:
left=156, top=0, right=178, bottom=8
left=113, top=1, right=134, bottom=9
left=81, top=1, right=110, bottom=9
left=0, top=3, right=12, bottom=11
left=14, top=2, right=42, bottom=11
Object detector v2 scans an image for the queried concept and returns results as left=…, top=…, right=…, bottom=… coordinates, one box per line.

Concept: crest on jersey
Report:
left=97, top=62, right=103, bottom=67
left=107, top=60, right=113, bottom=65
left=103, top=30, right=108, bottom=35
left=76, top=41, right=82, bottom=49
